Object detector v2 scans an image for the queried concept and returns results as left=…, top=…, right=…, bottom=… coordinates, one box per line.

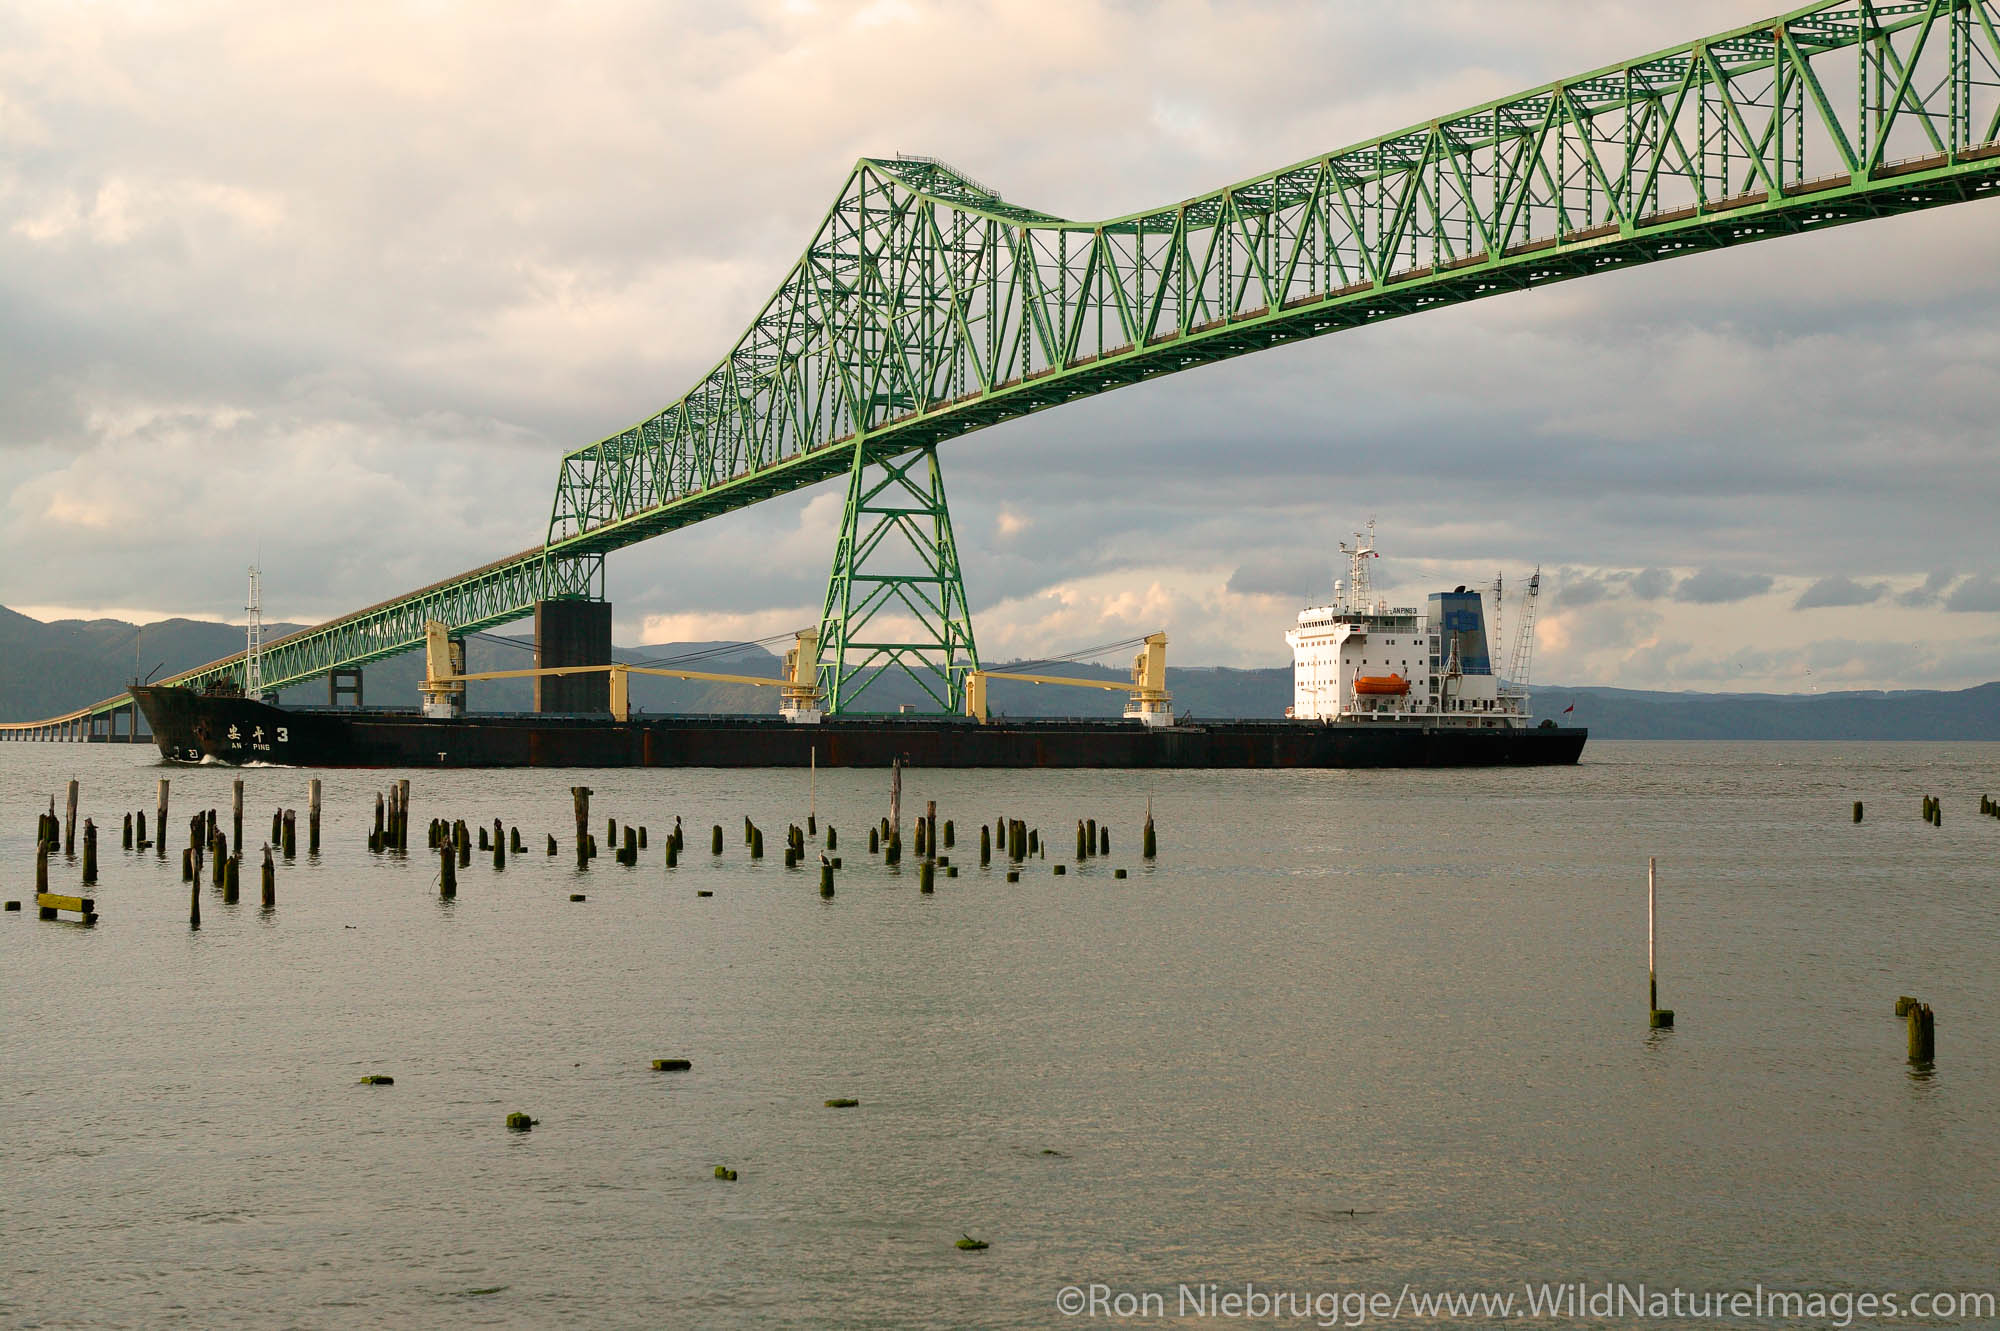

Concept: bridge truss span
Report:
left=547, top=0, right=2000, bottom=560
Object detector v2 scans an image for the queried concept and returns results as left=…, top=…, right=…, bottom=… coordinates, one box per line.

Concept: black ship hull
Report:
left=131, top=686, right=1587, bottom=769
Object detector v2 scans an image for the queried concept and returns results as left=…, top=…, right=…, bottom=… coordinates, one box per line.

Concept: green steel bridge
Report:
left=8, top=0, right=2000, bottom=739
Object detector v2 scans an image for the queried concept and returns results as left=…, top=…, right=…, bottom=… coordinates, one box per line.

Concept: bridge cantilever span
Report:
left=8, top=0, right=1999, bottom=731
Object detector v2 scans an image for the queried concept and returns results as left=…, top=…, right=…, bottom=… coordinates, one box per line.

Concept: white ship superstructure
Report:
left=1285, top=521, right=1536, bottom=728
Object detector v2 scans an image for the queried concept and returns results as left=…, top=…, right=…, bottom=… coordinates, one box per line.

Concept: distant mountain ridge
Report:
left=2, top=605, right=1996, bottom=738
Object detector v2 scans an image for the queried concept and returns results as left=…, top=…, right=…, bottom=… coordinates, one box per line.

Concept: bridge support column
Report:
left=815, top=443, right=978, bottom=715
left=329, top=669, right=363, bottom=707
left=535, top=599, right=611, bottom=714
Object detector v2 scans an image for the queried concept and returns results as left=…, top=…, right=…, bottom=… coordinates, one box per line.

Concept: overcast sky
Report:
left=5, top=0, right=1998, bottom=691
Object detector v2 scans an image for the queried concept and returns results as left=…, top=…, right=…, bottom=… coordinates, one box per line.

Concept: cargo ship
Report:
left=132, top=528, right=1584, bottom=769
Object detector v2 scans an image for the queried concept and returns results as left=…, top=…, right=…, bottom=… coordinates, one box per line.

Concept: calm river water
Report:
left=3, top=742, right=1997, bottom=1329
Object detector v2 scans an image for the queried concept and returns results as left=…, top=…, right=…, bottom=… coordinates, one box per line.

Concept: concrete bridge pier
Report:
left=535, top=599, right=612, bottom=714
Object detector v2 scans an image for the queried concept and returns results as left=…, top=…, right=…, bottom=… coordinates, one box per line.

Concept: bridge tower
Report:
left=815, top=444, right=978, bottom=715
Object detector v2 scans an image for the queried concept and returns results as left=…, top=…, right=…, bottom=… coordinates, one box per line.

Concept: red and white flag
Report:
left=1562, top=704, right=1575, bottom=714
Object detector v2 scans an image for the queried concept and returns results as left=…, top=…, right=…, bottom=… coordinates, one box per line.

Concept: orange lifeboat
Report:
left=1352, top=673, right=1410, bottom=697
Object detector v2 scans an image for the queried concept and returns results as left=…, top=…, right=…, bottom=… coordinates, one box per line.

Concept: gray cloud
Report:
left=1675, top=569, right=1775, bottom=605
left=1794, top=576, right=1887, bottom=609
left=1629, top=569, right=1675, bottom=601
left=1226, top=556, right=1315, bottom=601
left=1944, top=574, right=2000, bottom=612
left=1555, top=573, right=1608, bottom=608
left=1898, top=570, right=1958, bottom=608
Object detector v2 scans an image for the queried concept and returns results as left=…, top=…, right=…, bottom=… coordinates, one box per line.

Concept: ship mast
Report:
left=1336, top=517, right=1379, bottom=612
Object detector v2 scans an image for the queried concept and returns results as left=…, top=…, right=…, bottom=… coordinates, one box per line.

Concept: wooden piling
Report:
left=137, top=808, right=147, bottom=849
left=1907, top=1002, right=1935, bottom=1063
left=885, top=831, right=900, bottom=865
left=712, top=824, right=723, bottom=855
left=825, top=826, right=837, bottom=851
left=123, top=811, right=133, bottom=850
left=157, top=778, right=170, bottom=858
left=272, top=808, right=283, bottom=844
left=1143, top=802, right=1156, bottom=859
left=666, top=838, right=678, bottom=868
left=396, top=779, right=411, bottom=849
left=64, top=779, right=78, bottom=857
left=282, top=810, right=296, bottom=859
left=440, top=840, right=456, bottom=898
left=980, top=824, right=991, bottom=865
left=920, top=859, right=934, bottom=893
left=572, top=785, right=592, bottom=867
left=1648, top=857, right=1674, bottom=1029
left=1852, top=800, right=1863, bottom=823
left=511, top=826, right=523, bottom=854
left=261, top=845, right=275, bottom=907
left=926, top=799, right=936, bottom=857
left=189, top=871, right=200, bottom=928
left=751, top=826, right=764, bottom=859
left=232, top=778, right=243, bottom=855
left=182, top=848, right=194, bottom=883
left=494, top=818, right=506, bottom=870
left=223, top=853, right=240, bottom=905
left=548, top=833, right=558, bottom=855
left=81, top=819, right=97, bottom=885
left=373, top=792, right=385, bottom=849
left=890, top=758, right=903, bottom=845
left=820, top=857, right=834, bottom=897
left=308, top=778, right=321, bottom=855
left=1099, top=826, right=1109, bottom=855
left=36, top=841, right=49, bottom=897
left=213, top=831, right=229, bottom=886
left=623, top=825, right=637, bottom=866
left=869, top=827, right=879, bottom=854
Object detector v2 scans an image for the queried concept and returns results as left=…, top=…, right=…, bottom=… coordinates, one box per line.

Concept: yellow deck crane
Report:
left=965, top=632, right=1173, bottom=727
left=419, top=622, right=825, bottom=723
